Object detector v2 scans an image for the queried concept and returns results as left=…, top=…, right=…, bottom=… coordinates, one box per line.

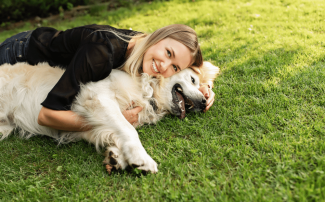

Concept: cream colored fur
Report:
left=0, top=62, right=218, bottom=173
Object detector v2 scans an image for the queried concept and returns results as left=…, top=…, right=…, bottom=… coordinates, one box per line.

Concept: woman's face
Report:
left=142, top=38, right=192, bottom=78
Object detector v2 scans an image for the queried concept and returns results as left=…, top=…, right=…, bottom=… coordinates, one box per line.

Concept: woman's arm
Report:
left=38, top=106, right=143, bottom=131
left=38, top=107, right=91, bottom=131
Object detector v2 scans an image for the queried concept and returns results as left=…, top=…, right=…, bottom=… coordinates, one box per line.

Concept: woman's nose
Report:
left=161, top=59, right=172, bottom=72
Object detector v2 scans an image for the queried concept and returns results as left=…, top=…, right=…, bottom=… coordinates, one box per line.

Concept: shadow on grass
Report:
left=0, top=1, right=169, bottom=41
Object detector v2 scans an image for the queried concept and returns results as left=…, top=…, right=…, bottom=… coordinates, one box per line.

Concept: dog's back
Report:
left=0, top=63, right=161, bottom=140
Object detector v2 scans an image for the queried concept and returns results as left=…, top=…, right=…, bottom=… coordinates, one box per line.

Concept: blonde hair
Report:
left=121, top=24, right=203, bottom=78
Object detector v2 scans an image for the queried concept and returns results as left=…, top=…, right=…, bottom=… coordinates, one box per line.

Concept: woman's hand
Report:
left=122, top=106, right=143, bottom=125
left=199, top=85, right=215, bottom=112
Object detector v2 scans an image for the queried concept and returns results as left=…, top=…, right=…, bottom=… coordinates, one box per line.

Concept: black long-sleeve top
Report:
left=26, top=24, right=140, bottom=110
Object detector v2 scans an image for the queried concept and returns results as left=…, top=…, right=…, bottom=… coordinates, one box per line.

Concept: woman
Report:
left=0, top=24, right=215, bottom=131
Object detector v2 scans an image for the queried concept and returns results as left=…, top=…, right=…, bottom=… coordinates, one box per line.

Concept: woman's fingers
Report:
left=122, top=105, right=143, bottom=124
left=199, top=85, right=216, bottom=112
left=204, top=89, right=215, bottom=112
left=131, top=106, right=143, bottom=116
left=199, top=85, right=210, bottom=98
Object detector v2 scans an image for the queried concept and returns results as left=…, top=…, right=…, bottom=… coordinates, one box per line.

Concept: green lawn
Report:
left=1, top=0, right=325, bottom=201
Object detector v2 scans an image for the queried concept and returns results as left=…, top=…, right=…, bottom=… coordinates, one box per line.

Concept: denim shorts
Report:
left=0, top=30, right=33, bottom=65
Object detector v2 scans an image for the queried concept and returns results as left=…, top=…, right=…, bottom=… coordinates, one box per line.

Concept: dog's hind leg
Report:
left=0, top=113, right=15, bottom=140
left=0, top=125, right=14, bottom=140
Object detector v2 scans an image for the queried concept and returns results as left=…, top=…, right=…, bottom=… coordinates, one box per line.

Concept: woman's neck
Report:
left=125, top=37, right=136, bottom=58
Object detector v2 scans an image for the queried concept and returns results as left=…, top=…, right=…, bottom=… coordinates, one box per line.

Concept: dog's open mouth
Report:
left=172, top=84, right=195, bottom=119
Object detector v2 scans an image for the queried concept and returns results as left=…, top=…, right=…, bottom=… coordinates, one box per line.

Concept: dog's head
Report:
left=168, top=68, right=205, bottom=119
left=155, top=62, right=219, bottom=119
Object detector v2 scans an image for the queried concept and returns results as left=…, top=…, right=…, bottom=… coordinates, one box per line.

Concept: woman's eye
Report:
left=191, top=76, right=195, bottom=84
left=167, top=50, right=171, bottom=57
left=173, top=65, right=177, bottom=72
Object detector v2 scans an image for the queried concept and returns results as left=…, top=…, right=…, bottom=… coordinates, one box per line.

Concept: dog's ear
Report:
left=190, top=66, right=201, bottom=75
left=199, top=61, right=220, bottom=89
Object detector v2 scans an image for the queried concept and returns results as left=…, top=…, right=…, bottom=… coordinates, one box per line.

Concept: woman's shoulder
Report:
left=85, top=24, right=142, bottom=36
left=32, top=24, right=142, bottom=41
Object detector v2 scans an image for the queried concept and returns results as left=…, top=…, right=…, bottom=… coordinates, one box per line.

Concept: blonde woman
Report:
left=0, top=24, right=216, bottom=131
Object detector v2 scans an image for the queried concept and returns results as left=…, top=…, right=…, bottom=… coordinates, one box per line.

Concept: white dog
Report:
left=0, top=62, right=218, bottom=173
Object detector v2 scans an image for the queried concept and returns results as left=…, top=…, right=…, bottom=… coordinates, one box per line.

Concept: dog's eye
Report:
left=191, top=76, right=195, bottom=84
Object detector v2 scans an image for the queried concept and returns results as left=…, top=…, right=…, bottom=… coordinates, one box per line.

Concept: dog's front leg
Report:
left=114, top=128, right=158, bottom=173
left=74, top=93, right=158, bottom=173
left=103, top=129, right=158, bottom=174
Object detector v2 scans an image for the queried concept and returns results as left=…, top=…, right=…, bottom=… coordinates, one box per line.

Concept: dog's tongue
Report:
left=175, top=91, right=186, bottom=119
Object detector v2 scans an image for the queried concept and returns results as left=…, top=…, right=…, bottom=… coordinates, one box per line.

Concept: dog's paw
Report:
left=132, top=156, right=158, bottom=174
left=103, top=146, right=128, bottom=172
left=122, top=142, right=158, bottom=173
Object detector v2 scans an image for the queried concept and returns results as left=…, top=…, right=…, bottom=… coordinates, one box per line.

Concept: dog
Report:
left=0, top=62, right=219, bottom=173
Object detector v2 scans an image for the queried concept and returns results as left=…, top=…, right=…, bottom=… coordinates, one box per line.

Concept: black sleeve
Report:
left=41, top=43, right=113, bottom=110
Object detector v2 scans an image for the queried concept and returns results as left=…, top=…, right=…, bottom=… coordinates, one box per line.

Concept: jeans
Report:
left=0, top=30, right=33, bottom=65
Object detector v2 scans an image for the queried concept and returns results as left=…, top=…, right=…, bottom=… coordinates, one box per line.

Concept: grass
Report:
left=1, top=0, right=325, bottom=200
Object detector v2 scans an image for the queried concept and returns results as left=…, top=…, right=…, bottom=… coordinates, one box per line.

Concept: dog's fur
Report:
left=0, top=62, right=218, bottom=173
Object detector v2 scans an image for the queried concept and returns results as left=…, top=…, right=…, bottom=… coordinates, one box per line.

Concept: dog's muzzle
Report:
left=171, top=84, right=207, bottom=119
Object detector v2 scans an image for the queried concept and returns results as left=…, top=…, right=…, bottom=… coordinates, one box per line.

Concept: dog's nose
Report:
left=199, top=98, right=207, bottom=111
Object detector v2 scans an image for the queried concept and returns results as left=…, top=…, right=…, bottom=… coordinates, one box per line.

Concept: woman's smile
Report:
left=152, top=59, right=159, bottom=73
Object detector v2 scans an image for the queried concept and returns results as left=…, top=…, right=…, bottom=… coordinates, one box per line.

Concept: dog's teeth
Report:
left=178, top=100, right=184, bottom=109
left=177, top=87, right=182, bottom=92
